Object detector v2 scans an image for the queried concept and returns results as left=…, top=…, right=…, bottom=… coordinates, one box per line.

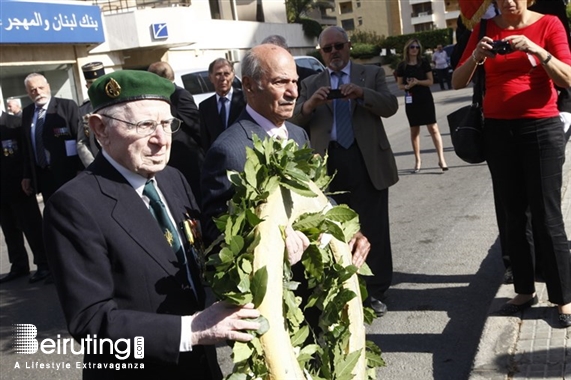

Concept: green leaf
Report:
left=335, top=349, right=362, bottom=380
left=232, top=341, right=253, bottom=363
left=251, top=266, right=268, bottom=308
left=322, top=220, right=346, bottom=242
left=292, top=212, right=325, bottom=232
left=290, top=324, right=310, bottom=347
left=357, top=262, right=374, bottom=276
left=325, top=205, right=358, bottom=222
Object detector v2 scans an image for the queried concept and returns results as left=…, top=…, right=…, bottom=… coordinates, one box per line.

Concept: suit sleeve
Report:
left=198, top=104, right=212, bottom=152
left=359, top=67, right=398, bottom=118
left=174, top=89, right=201, bottom=146
left=200, top=140, right=244, bottom=246
left=64, top=100, right=85, bottom=172
left=44, top=190, right=182, bottom=364
left=290, top=79, right=314, bottom=127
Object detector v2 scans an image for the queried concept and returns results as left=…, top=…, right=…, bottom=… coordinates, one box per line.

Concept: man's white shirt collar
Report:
left=245, top=105, right=288, bottom=140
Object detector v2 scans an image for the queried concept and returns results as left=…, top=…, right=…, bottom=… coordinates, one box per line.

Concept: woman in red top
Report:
left=452, top=0, right=571, bottom=328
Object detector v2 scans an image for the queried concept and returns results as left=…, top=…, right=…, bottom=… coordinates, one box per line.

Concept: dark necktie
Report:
left=333, top=72, right=354, bottom=149
left=34, top=107, right=48, bottom=168
left=219, top=96, right=227, bottom=129
left=143, top=180, right=203, bottom=303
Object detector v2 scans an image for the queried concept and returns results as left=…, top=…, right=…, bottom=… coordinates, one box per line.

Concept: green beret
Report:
left=88, top=70, right=174, bottom=113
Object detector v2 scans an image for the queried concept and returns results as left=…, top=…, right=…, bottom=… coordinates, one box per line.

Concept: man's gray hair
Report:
left=261, top=35, right=289, bottom=50
left=241, top=50, right=266, bottom=90
left=318, top=26, right=349, bottom=47
left=24, top=73, right=48, bottom=87
left=208, top=58, right=234, bottom=74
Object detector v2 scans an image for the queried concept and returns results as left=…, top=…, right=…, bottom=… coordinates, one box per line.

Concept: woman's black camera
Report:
left=491, top=40, right=513, bottom=55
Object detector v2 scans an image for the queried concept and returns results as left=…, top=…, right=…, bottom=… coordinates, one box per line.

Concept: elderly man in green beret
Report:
left=43, top=70, right=260, bottom=380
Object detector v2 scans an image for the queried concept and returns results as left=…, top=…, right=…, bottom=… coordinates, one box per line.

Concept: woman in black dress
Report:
left=396, top=39, right=448, bottom=173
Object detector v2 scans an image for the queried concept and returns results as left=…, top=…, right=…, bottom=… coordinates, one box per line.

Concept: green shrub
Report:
left=299, top=18, right=322, bottom=39
left=349, top=29, right=386, bottom=45
left=384, top=28, right=452, bottom=53
left=350, top=43, right=381, bottom=59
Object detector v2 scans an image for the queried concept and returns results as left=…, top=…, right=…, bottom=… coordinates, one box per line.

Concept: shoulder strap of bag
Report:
left=472, top=19, right=487, bottom=106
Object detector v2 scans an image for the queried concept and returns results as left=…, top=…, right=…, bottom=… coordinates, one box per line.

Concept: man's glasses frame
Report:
left=321, top=42, right=349, bottom=53
left=99, top=114, right=182, bottom=136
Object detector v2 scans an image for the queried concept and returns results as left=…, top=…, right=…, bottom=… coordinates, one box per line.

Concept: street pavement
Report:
left=0, top=73, right=569, bottom=380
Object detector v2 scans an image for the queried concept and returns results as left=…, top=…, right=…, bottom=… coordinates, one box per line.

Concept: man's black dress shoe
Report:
left=559, top=313, right=571, bottom=328
left=0, top=271, right=30, bottom=284
left=498, top=295, right=538, bottom=316
left=29, top=269, right=51, bottom=284
left=368, top=297, right=388, bottom=317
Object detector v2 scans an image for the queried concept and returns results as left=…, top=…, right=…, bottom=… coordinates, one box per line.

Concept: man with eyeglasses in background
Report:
left=43, top=70, right=261, bottom=379
left=291, top=25, right=399, bottom=317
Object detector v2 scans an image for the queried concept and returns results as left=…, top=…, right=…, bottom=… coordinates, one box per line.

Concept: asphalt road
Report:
left=0, top=79, right=507, bottom=380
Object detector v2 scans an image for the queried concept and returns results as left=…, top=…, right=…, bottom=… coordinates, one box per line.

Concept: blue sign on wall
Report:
left=152, top=23, right=168, bottom=40
left=0, top=0, right=104, bottom=44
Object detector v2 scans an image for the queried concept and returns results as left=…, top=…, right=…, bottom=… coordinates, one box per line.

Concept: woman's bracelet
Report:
left=472, top=51, right=486, bottom=65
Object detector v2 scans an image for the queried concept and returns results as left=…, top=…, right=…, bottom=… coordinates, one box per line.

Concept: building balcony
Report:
left=445, top=9, right=460, bottom=21
left=93, top=0, right=190, bottom=14
left=410, top=10, right=435, bottom=25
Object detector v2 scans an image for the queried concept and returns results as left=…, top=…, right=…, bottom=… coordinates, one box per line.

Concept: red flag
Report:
left=458, top=0, right=493, bottom=29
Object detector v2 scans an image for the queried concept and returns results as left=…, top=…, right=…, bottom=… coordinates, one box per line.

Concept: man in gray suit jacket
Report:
left=44, top=70, right=261, bottom=379
left=290, top=26, right=399, bottom=317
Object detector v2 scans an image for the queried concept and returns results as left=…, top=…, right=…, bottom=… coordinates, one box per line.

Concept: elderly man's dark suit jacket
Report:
left=21, top=97, right=82, bottom=197
left=44, top=154, right=221, bottom=380
left=200, top=111, right=309, bottom=245
left=168, top=85, right=205, bottom=204
left=199, top=89, right=247, bottom=151
left=290, top=63, right=399, bottom=191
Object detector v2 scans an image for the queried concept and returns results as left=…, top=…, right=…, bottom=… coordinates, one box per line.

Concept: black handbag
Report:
left=447, top=20, right=487, bottom=164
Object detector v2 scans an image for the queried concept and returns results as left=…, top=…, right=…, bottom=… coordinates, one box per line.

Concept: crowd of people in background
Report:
left=1, top=2, right=570, bottom=374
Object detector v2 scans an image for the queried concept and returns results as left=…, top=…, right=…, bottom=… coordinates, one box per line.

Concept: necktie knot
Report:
left=334, top=71, right=345, bottom=88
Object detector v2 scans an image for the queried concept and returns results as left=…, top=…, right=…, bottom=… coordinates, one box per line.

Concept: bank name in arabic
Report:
left=3, top=12, right=99, bottom=31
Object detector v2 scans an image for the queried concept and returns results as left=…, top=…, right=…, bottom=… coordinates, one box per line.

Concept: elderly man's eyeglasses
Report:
left=100, top=114, right=182, bottom=136
left=321, top=42, right=348, bottom=53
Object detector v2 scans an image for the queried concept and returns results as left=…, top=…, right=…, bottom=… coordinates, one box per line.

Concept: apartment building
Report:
left=325, top=0, right=459, bottom=37
left=0, top=0, right=316, bottom=109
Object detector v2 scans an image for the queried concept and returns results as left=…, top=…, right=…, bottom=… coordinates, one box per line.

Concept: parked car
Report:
left=294, top=55, right=326, bottom=73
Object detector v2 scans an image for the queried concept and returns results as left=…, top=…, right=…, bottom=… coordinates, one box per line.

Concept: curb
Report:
left=468, top=141, right=571, bottom=380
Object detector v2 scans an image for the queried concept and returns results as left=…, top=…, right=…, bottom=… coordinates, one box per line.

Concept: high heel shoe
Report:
left=411, top=165, right=421, bottom=174
left=438, top=163, right=449, bottom=172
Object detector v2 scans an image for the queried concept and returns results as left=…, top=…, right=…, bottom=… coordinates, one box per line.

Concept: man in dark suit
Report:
left=43, top=70, right=260, bottom=379
left=148, top=61, right=205, bottom=204
left=199, top=58, right=246, bottom=152
left=21, top=73, right=82, bottom=204
left=290, top=26, right=399, bottom=317
left=0, top=111, right=48, bottom=284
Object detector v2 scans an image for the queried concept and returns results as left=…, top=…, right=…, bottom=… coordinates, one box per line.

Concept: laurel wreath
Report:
left=205, top=136, right=384, bottom=379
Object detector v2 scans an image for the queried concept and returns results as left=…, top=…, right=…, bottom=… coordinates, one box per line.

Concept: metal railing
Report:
left=91, top=0, right=190, bottom=14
